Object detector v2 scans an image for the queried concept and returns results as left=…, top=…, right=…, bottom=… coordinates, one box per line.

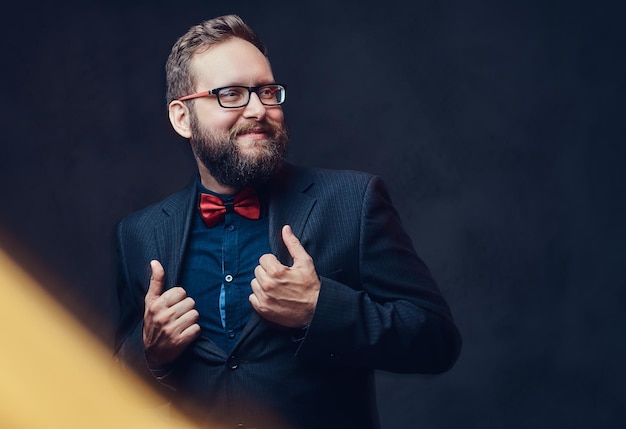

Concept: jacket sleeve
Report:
left=295, top=175, right=462, bottom=374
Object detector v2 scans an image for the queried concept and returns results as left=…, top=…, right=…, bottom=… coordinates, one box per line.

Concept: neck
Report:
left=197, top=166, right=238, bottom=196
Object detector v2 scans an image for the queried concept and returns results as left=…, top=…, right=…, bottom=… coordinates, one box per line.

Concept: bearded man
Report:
left=114, top=14, right=461, bottom=429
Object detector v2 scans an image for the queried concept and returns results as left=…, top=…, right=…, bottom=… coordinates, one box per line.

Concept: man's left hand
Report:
left=250, top=225, right=320, bottom=328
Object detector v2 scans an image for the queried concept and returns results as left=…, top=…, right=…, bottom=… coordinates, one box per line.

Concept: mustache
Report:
left=229, top=118, right=281, bottom=139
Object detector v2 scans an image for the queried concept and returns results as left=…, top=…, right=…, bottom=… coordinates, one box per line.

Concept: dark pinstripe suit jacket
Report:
left=114, top=163, right=461, bottom=429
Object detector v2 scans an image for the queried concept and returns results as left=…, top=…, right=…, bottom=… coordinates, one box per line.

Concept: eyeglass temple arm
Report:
left=177, top=91, right=212, bottom=101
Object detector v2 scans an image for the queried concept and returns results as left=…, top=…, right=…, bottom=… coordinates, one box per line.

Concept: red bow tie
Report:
left=199, top=187, right=261, bottom=228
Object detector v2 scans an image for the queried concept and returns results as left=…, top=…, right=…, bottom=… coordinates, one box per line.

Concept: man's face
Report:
left=186, top=37, right=288, bottom=188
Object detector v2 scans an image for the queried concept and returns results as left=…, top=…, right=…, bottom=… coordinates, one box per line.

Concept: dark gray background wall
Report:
left=1, top=0, right=624, bottom=427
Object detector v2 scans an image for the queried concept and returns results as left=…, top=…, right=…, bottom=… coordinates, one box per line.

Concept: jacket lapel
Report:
left=153, top=182, right=196, bottom=289
left=268, top=164, right=317, bottom=265
left=240, top=164, right=317, bottom=341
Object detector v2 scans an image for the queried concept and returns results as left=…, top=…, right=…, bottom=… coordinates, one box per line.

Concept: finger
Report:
left=249, top=292, right=261, bottom=311
left=179, top=323, right=201, bottom=343
left=249, top=276, right=271, bottom=307
left=250, top=277, right=264, bottom=298
left=258, top=252, right=280, bottom=270
left=281, top=225, right=311, bottom=264
left=160, top=286, right=189, bottom=307
left=146, top=260, right=165, bottom=300
left=253, top=264, right=273, bottom=287
left=176, top=308, right=200, bottom=331
left=167, top=296, right=196, bottom=319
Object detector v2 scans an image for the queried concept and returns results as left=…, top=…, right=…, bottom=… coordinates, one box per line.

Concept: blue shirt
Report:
left=180, top=180, right=269, bottom=353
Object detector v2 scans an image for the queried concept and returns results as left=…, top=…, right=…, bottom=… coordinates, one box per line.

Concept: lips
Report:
left=238, top=127, right=268, bottom=136
left=236, top=126, right=273, bottom=142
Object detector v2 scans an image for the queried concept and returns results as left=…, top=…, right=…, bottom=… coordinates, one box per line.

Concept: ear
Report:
left=168, top=100, right=192, bottom=139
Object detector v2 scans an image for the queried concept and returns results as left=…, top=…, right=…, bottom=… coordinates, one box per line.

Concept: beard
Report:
left=188, top=111, right=289, bottom=189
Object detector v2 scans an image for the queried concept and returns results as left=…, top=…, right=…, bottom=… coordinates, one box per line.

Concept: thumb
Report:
left=281, top=225, right=310, bottom=265
left=146, top=260, right=165, bottom=300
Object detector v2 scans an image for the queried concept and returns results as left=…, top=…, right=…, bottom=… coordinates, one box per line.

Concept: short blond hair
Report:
left=165, top=14, right=267, bottom=104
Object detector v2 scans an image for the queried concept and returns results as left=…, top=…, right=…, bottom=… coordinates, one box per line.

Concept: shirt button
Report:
left=227, top=224, right=235, bottom=231
left=225, top=274, right=233, bottom=283
left=228, top=330, right=236, bottom=339
left=227, top=356, right=239, bottom=370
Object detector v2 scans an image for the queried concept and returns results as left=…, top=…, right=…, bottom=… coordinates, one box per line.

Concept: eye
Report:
left=219, top=87, right=246, bottom=101
left=258, top=85, right=279, bottom=100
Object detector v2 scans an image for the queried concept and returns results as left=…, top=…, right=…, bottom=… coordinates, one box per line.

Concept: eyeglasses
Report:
left=177, top=84, right=286, bottom=108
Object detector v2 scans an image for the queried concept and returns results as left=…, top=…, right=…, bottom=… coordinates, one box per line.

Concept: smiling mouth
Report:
left=237, top=128, right=269, bottom=139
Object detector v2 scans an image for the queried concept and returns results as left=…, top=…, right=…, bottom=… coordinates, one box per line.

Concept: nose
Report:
left=242, top=92, right=267, bottom=120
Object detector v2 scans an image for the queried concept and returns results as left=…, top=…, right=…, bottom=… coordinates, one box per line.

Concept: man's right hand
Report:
left=142, top=260, right=201, bottom=368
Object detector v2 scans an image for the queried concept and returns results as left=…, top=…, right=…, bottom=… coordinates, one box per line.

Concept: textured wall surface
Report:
left=1, top=1, right=624, bottom=427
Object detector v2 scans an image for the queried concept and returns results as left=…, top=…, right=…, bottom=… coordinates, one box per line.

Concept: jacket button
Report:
left=227, top=356, right=239, bottom=370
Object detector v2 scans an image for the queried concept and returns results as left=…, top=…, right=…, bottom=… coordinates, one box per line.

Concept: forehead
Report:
left=190, top=37, right=275, bottom=89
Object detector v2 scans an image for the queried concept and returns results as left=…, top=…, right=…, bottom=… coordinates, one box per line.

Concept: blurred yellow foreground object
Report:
left=0, top=246, right=201, bottom=429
